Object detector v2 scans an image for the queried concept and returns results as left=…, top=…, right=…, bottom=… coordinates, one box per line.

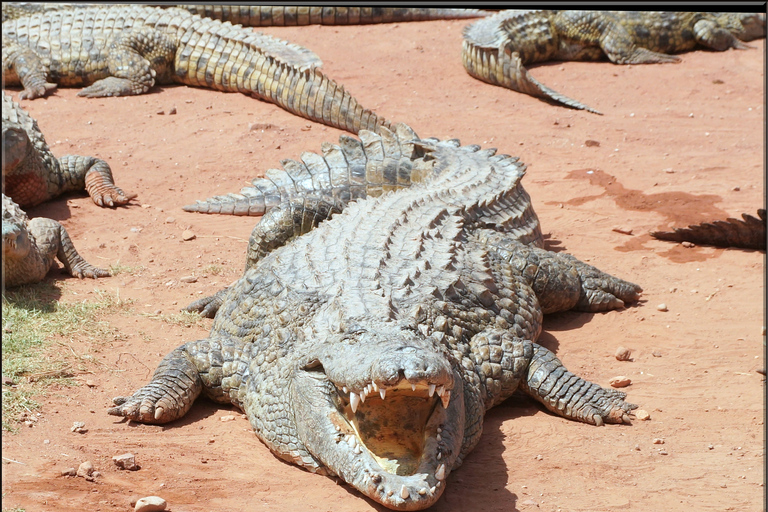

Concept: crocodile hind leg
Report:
left=553, top=11, right=681, bottom=65
left=479, top=232, right=642, bottom=314
left=78, top=27, right=176, bottom=98
left=521, top=342, right=636, bottom=425
left=109, top=336, right=251, bottom=424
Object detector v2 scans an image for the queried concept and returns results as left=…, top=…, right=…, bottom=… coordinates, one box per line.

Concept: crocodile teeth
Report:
left=347, top=434, right=357, bottom=449
left=379, top=388, right=386, bottom=400
left=435, top=464, right=446, bottom=481
left=349, top=392, right=360, bottom=413
left=360, top=389, right=366, bottom=403
left=342, top=386, right=348, bottom=394
left=428, top=383, right=436, bottom=397
left=436, top=385, right=445, bottom=397
left=411, top=382, right=416, bottom=391
left=400, top=485, right=409, bottom=499
left=440, top=390, right=451, bottom=409
left=371, top=381, right=379, bottom=392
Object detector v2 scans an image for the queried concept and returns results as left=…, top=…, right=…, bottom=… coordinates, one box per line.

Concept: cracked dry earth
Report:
left=1, top=19, right=764, bottom=512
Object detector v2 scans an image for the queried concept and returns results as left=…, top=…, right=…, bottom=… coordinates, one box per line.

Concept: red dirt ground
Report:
left=2, top=19, right=764, bottom=512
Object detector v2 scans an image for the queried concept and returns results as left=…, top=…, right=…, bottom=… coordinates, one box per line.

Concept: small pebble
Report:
left=708, top=444, right=714, bottom=450
left=656, top=303, right=668, bottom=312
left=134, top=496, right=167, bottom=512
left=635, top=409, right=651, bottom=421
left=614, top=346, right=632, bottom=361
left=71, top=421, right=87, bottom=433
left=658, top=450, right=668, bottom=455
left=634, top=445, right=641, bottom=451
left=168, top=106, right=177, bottom=115
left=732, top=186, right=740, bottom=191
left=220, top=415, right=236, bottom=422
left=76, top=460, right=94, bottom=478
left=182, top=230, right=196, bottom=241
left=652, top=438, right=665, bottom=445
left=165, top=216, right=175, bottom=224
left=113, top=452, right=139, bottom=471
left=180, top=275, right=198, bottom=283
left=61, top=467, right=77, bottom=477
left=85, top=380, right=96, bottom=387
left=652, top=351, right=662, bottom=357
left=609, top=376, right=631, bottom=388
left=681, top=241, right=695, bottom=248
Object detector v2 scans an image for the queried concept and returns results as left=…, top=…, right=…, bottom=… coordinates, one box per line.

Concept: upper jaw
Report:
left=292, top=364, right=465, bottom=510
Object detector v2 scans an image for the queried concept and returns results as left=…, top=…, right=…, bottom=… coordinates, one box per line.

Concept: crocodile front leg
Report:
left=520, top=342, right=636, bottom=425
left=56, top=155, right=136, bottom=207
left=78, top=27, right=176, bottom=98
left=28, top=217, right=110, bottom=279
left=109, top=336, right=251, bottom=423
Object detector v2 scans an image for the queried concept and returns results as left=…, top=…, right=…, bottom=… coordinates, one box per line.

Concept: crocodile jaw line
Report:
left=292, top=369, right=464, bottom=510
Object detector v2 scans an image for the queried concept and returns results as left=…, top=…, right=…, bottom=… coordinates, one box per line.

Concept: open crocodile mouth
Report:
left=333, top=378, right=451, bottom=476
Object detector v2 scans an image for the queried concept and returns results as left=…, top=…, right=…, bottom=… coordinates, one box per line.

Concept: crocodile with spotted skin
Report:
left=2, top=5, right=390, bottom=134
left=462, top=10, right=766, bottom=114
left=2, top=91, right=134, bottom=209
left=109, top=125, right=642, bottom=510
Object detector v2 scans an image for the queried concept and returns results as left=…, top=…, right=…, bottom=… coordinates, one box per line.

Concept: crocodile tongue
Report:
left=291, top=368, right=464, bottom=510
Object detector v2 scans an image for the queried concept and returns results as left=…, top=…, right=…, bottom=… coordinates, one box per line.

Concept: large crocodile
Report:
left=462, top=10, right=766, bottom=114
left=109, top=125, right=642, bottom=510
left=2, top=193, right=109, bottom=287
left=2, top=91, right=134, bottom=208
left=651, top=209, right=766, bottom=251
left=2, top=5, right=389, bottom=134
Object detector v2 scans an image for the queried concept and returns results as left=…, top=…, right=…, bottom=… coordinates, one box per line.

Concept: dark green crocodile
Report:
left=109, top=125, right=642, bottom=510
left=2, top=5, right=390, bottom=134
left=462, top=10, right=766, bottom=114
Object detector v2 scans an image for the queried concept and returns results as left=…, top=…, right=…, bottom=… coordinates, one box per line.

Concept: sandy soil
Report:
left=2, top=19, right=765, bottom=512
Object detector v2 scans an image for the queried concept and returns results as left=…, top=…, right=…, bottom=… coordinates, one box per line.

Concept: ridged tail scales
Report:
left=182, top=123, right=423, bottom=216
left=177, top=5, right=490, bottom=26
left=651, top=210, right=767, bottom=251
left=461, top=10, right=603, bottom=115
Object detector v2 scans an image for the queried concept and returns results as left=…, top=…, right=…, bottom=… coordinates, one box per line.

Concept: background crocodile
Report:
left=2, top=91, right=134, bottom=209
left=2, top=193, right=110, bottom=287
left=2, top=5, right=390, bottom=134
left=651, top=209, right=766, bottom=251
left=109, top=126, right=642, bottom=510
left=462, top=10, right=766, bottom=114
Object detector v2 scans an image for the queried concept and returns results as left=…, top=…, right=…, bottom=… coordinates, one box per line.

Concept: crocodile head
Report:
left=2, top=194, right=31, bottom=261
left=290, top=316, right=465, bottom=510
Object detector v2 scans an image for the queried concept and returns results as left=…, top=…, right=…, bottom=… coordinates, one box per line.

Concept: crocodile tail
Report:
left=177, top=6, right=490, bottom=26
left=650, top=210, right=766, bottom=250
left=258, top=63, right=391, bottom=134
left=461, top=40, right=602, bottom=115
left=182, top=191, right=272, bottom=216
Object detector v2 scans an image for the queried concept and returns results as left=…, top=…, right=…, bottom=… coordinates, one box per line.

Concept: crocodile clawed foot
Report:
left=70, top=262, right=111, bottom=279
left=109, top=393, right=174, bottom=424
left=78, top=77, right=148, bottom=98
left=91, top=188, right=137, bottom=208
left=18, top=82, right=57, bottom=100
